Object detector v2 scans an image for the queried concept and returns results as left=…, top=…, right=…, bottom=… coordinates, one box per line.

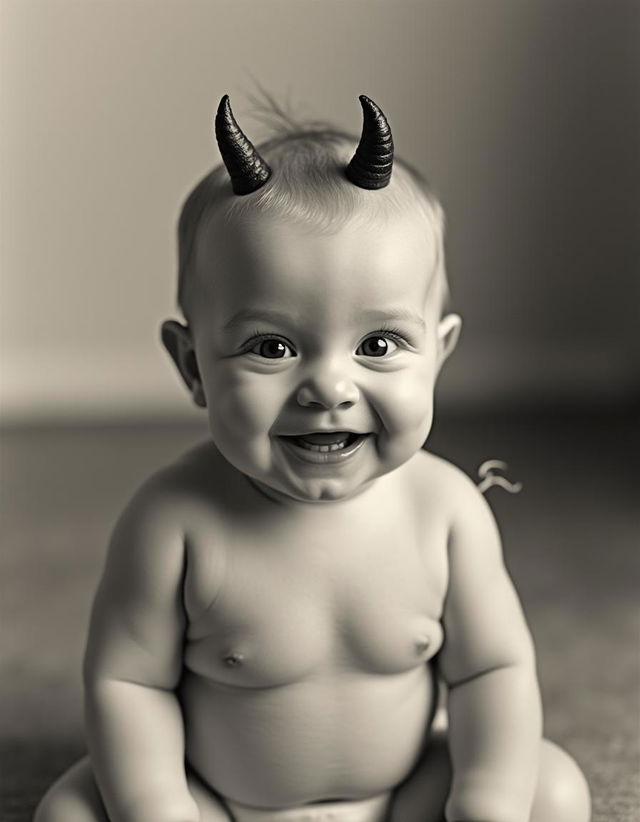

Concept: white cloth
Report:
left=226, top=793, right=391, bottom=822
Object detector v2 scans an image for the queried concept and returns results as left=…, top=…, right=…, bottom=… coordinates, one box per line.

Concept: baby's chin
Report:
left=213, top=432, right=423, bottom=505
left=230, top=451, right=382, bottom=505
left=250, top=454, right=411, bottom=507
left=249, top=472, right=379, bottom=505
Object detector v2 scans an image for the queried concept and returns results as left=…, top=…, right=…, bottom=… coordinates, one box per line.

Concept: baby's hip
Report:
left=224, top=793, right=391, bottom=822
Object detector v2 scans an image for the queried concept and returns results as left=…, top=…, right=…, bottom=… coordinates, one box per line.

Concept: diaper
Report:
left=226, top=793, right=391, bottom=822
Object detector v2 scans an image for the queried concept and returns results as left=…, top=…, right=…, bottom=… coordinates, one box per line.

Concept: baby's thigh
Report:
left=33, top=756, right=233, bottom=822
left=387, top=731, right=452, bottom=822
left=187, top=768, right=235, bottom=822
left=389, top=735, right=590, bottom=822
left=532, top=739, right=591, bottom=822
left=34, top=758, right=108, bottom=822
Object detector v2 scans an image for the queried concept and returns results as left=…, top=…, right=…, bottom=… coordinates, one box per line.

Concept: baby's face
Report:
left=187, top=209, right=458, bottom=503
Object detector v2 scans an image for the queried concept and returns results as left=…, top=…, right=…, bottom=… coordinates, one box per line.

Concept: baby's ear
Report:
left=160, top=320, right=206, bottom=407
left=436, top=313, right=462, bottom=372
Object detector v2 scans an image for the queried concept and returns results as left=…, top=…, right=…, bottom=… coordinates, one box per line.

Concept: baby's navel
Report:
left=223, top=652, right=244, bottom=667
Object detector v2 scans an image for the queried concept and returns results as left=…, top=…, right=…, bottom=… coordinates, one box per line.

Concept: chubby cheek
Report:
left=371, top=370, right=435, bottom=460
left=204, top=370, right=281, bottom=473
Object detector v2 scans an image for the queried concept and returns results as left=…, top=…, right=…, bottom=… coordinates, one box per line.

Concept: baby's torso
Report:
left=184, top=510, right=447, bottom=685
left=178, top=456, right=450, bottom=808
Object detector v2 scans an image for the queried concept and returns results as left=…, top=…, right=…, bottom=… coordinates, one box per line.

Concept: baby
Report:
left=35, top=95, right=591, bottom=822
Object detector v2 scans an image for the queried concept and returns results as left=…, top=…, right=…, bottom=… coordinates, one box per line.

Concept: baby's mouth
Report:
left=284, top=431, right=361, bottom=453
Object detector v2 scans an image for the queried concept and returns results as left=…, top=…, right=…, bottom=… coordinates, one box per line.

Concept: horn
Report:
left=215, top=95, right=271, bottom=195
left=345, top=95, right=394, bottom=190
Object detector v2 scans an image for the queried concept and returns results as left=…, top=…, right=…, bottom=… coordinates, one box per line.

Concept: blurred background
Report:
left=1, top=1, right=638, bottom=820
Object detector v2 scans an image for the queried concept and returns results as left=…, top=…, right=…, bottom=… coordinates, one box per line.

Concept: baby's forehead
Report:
left=190, top=205, right=443, bottom=329
left=196, top=197, right=439, bottom=270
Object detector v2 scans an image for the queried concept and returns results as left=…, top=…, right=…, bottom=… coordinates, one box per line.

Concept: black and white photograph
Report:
left=1, top=2, right=638, bottom=821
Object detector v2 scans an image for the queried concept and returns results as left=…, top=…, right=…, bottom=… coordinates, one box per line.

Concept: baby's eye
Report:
left=356, top=335, right=399, bottom=357
left=249, top=337, right=296, bottom=359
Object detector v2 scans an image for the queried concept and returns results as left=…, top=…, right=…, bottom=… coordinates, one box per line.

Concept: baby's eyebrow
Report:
left=358, top=308, right=426, bottom=332
left=223, top=308, right=296, bottom=330
left=223, top=307, right=426, bottom=332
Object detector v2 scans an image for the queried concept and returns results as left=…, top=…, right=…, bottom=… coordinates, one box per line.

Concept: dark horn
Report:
left=345, top=95, right=394, bottom=190
left=215, top=95, right=271, bottom=195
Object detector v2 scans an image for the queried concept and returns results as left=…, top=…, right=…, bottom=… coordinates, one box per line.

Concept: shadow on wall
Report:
left=433, top=0, right=640, bottom=412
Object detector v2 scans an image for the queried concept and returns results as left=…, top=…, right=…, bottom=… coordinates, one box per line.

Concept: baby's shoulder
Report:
left=99, top=443, right=236, bottom=591
left=112, top=441, right=232, bottom=544
left=408, top=452, right=502, bottom=569
left=408, top=449, right=483, bottom=515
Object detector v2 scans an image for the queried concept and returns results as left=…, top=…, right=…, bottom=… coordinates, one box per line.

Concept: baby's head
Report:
left=163, top=96, right=461, bottom=504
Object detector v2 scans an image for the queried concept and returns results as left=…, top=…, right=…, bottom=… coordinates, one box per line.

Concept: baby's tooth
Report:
left=294, top=435, right=351, bottom=453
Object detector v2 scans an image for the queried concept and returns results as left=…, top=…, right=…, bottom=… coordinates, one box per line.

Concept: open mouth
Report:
left=289, top=431, right=360, bottom=452
left=278, top=431, right=369, bottom=463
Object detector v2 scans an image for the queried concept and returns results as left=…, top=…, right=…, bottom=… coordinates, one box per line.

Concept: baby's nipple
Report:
left=415, top=637, right=430, bottom=657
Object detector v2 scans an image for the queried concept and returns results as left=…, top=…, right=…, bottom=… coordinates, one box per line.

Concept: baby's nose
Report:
left=296, top=373, right=360, bottom=410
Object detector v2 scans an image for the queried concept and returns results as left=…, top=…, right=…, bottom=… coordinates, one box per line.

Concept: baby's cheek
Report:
left=217, top=381, right=265, bottom=433
left=371, top=373, right=434, bottom=469
left=208, top=374, right=277, bottom=464
left=376, top=372, right=433, bottom=435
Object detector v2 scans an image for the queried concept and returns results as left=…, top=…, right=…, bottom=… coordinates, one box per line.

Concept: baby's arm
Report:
left=83, top=477, right=199, bottom=822
left=438, top=472, right=542, bottom=822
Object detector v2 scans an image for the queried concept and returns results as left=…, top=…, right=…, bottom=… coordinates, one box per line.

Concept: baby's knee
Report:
left=532, top=740, right=591, bottom=822
left=34, top=758, right=107, bottom=822
left=34, top=789, right=103, bottom=822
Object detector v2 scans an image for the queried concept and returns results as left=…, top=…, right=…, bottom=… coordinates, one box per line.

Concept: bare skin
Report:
left=35, top=446, right=590, bottom=822
left=35, top=207, right=590, bottom=822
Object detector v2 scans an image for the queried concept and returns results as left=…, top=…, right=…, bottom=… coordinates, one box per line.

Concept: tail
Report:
left=476, top=460, right=523, bottom=495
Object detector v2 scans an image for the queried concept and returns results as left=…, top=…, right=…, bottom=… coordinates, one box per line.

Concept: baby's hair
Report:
left=176, top=100, right=448, bottom=319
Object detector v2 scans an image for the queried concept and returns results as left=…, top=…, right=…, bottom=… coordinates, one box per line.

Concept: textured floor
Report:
left=1, top=414, right=638, bottom=821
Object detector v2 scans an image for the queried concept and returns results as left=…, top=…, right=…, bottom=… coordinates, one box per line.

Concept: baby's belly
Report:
left=181, top=665, right=436, bottom=809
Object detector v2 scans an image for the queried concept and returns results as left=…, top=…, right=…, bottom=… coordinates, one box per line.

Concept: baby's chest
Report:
left=183, top=526, right=448, bottom=687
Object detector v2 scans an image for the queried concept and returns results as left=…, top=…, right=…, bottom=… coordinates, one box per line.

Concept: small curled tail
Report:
left=477, top=459, right=523, bottom=495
